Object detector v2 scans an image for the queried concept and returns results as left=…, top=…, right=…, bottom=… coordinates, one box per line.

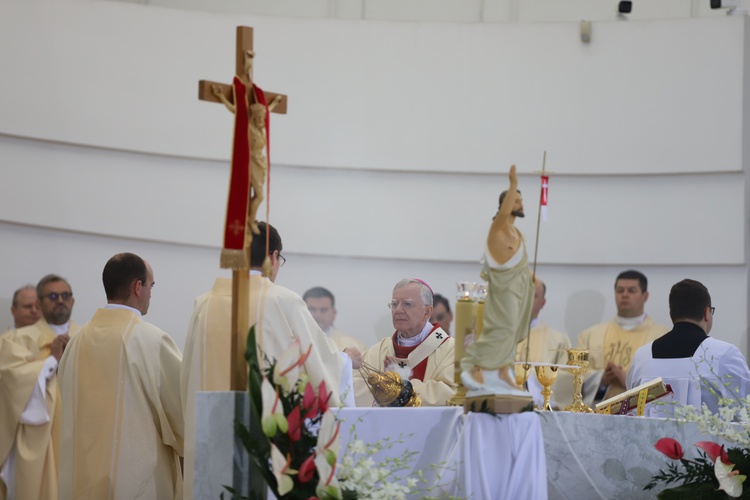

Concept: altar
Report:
left=193, top=393, right=718, bottom=499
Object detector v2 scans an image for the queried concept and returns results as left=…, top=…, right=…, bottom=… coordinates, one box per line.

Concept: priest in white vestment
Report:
left=627, top=279, right=750, bottom=414
left=58, top=253, right=183, bottom=500
left=354, top=279, right=456, bottom=407
left=0, top=275, right=79, bottom=500
left=576, top=270, right=668, bottom=403
left=181, top=222, right=360, bottom=500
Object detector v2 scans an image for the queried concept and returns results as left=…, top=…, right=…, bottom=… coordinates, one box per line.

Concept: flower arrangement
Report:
left=645, top=362, right=750, bottom=499
left=231, top=327, right=459, bottom=500
left=645, top=437, right=749, bottom=499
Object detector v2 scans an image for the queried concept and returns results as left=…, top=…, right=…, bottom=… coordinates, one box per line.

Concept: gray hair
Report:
left=12, top=285, right=36, bottom=307
left=393, top=279, right=433, bottom=307
left=36, top=274, right=71, bottom=299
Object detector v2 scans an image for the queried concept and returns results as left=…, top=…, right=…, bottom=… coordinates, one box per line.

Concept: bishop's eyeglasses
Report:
left=387, top=300, right=419, bottom=310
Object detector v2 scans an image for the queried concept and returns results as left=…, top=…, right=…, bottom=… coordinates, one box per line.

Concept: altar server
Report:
left=58, top=253, right=183, bottom=500
left=628, top=278, right=750, bottom=413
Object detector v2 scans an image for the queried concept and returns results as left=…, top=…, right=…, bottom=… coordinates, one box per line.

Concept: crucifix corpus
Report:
left=199, top=26, right=288, bottom=391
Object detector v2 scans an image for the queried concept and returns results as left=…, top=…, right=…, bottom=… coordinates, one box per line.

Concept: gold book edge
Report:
left=595, top=377, right=672, bottom=414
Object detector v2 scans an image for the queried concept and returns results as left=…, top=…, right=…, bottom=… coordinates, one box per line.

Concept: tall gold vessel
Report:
left=563, top=348, right=594, bottom=413
left=447, top=282, right=477, bottom=406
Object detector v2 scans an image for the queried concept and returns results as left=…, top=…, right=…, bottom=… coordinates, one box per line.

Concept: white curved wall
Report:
left=0, top=0, right=748, bottom=357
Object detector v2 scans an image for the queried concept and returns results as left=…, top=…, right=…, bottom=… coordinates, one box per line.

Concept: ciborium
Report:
left=563, top=348, right=595, bottom=413
left=535, top=364, right=560, bottom=411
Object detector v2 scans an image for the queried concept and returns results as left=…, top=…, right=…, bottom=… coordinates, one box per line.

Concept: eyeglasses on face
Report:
left=709, top=306, right=716, bottom=316
left=44, top=292, right=73, bottom=301
left=387, top=300, right=420, bottom=311
left=278, top=253, right=286, bottom=267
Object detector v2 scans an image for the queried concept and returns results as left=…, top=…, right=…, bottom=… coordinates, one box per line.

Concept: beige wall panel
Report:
left=0, top=136, right=744, bottom=265
left=0, top=2, right=745, bottom=176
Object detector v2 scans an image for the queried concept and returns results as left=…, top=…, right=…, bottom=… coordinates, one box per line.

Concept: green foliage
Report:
left=644, top=451, right=716, bottom=491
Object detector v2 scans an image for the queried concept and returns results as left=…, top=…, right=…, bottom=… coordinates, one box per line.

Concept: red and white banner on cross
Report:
left=540, top=175, right=549, bottom=222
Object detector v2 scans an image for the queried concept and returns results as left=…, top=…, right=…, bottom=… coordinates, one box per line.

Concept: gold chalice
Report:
left=534, top=363, right=560, bottom=411
left=513, top=362, right=531, bottom=387
left=563, top=348, right=594, bottom=413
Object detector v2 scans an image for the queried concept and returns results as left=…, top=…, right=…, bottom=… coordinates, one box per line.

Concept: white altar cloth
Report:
left=194, top=393, right=725, bottom=499
left=336, top=407, right=547, bottom=500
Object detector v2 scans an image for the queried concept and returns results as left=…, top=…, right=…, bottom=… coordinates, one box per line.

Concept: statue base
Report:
left=464, top=393, right=534, bottom=414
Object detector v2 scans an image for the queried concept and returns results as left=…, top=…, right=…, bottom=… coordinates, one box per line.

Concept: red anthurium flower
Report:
left=304, top=397, right=319, bottom=420
left=299, top=454, right=316, bottom=483
left=319, top=381, right=331, bottom=414
left=655, top=438, right=684, bottom=460
left=303, top=382, right=319, bottom=419
left=287, top=406, right=302, bottom=442
left=303, top=382, right=316, bottom=409
left=696, top=441, right=731, bottom=464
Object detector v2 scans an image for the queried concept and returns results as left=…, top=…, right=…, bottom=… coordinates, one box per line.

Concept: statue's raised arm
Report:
left=487, top=164, right=524, bottom=266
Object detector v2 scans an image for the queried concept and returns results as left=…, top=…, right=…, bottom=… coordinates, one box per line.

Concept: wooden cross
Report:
left=199, top=26, right=288, bottom=115
left=198, top=26, right=288, bottom=392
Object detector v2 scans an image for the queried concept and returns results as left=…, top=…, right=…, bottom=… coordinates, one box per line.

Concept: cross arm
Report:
left=198, top=80, right=288, bottom=114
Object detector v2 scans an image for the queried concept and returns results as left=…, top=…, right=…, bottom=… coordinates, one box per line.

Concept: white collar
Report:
left=105, top=303, right=142, bottom=317
left=49, top=321, right=71, bottom=335
left=615, top=313, right=645, bottom=331
left=396, top=322, right=433, bottom=347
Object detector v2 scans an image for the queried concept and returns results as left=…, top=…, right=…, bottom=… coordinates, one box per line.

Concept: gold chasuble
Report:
left=577, top=316, right=668, bottom=399
left=181, top=275, right=345, bottom=500
left=57, top=309, right=183, bottom=500
left=0, top=319, right=80, bottom=500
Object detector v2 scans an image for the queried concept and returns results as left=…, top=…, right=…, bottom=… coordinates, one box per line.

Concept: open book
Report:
left=595, top=377, right=673, bottom=416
